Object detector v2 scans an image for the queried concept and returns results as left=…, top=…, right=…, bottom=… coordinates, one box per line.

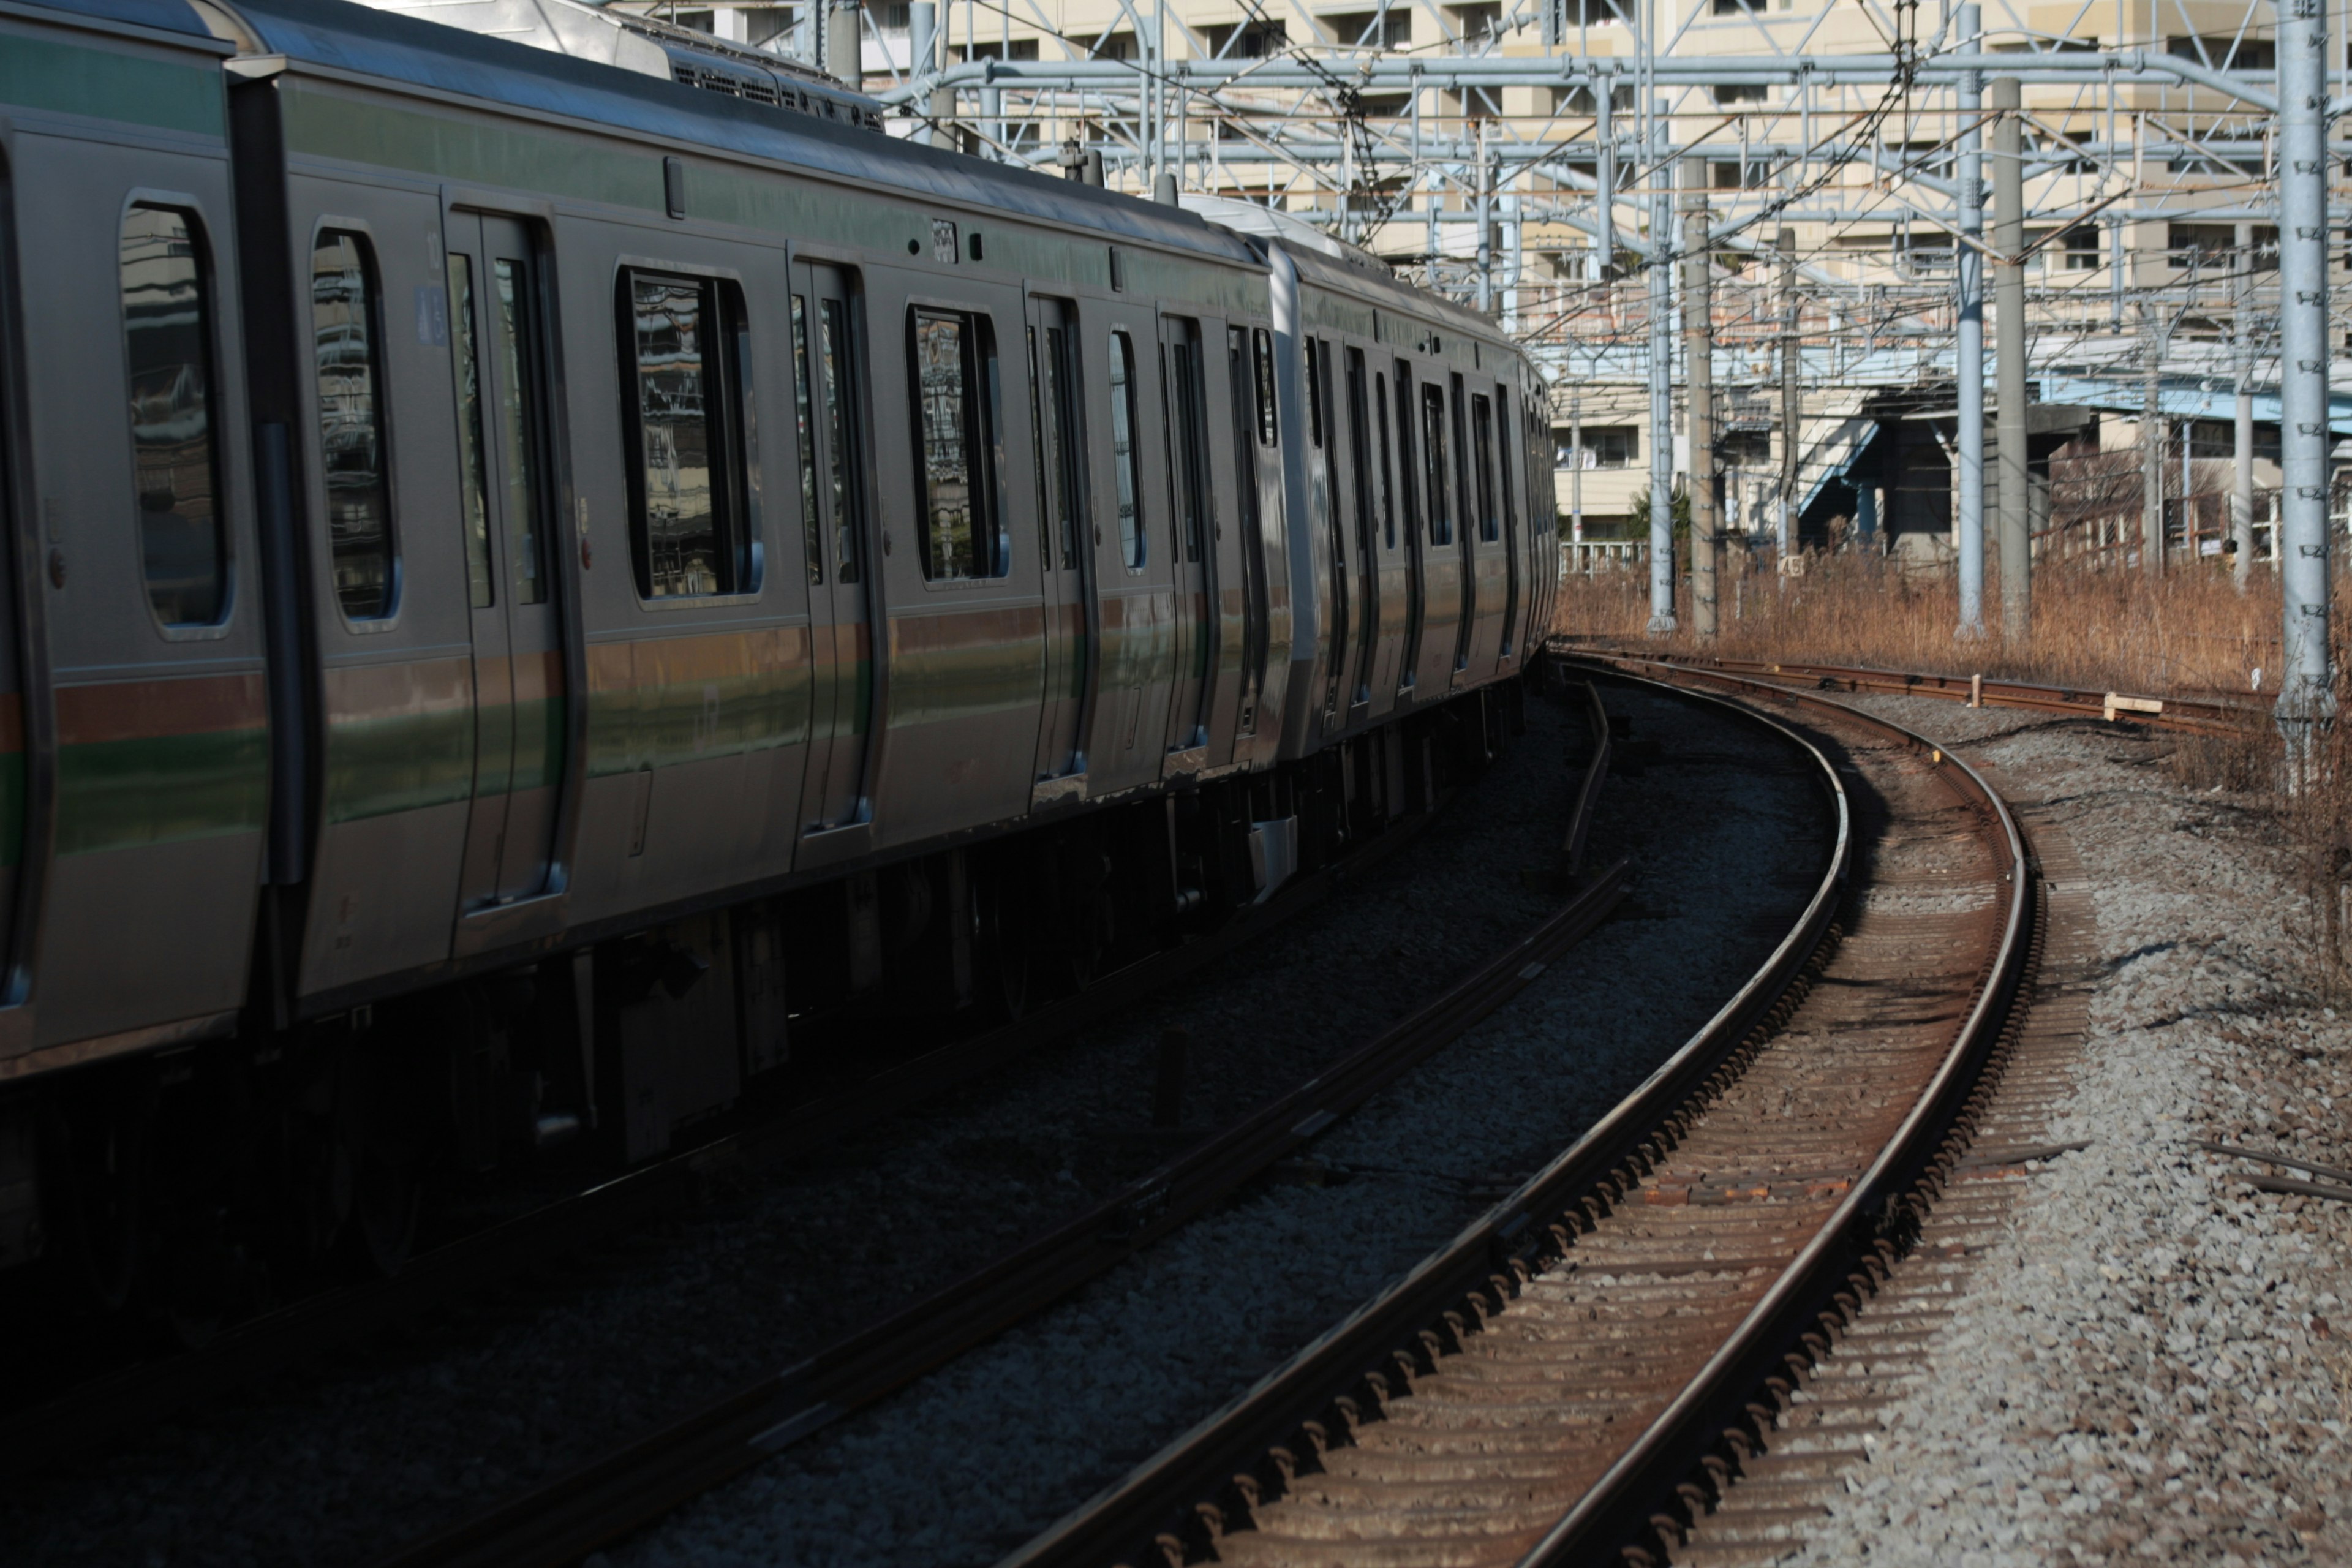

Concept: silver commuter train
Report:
left=0, top=0, right=1554, bottom=1312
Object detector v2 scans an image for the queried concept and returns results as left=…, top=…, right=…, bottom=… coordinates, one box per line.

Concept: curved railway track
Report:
left=1001, top=658, right=2039, bottom=1568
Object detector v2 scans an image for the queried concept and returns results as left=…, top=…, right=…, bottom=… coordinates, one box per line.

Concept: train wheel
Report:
left=55, top=1095, right=148, bottom=1315
left=348, top=1138, right=419, bottom=1279
left=973, top=870, right=1030, bottom=1023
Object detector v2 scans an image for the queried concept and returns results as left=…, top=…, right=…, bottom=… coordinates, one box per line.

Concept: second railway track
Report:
left=1006, top=657, right=2037, bottom=1568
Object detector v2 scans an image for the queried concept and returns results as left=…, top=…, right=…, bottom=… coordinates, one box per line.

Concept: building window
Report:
left=312, top=230, right=396, bottom=620
left=1711, top=82, right=1768, bottom=104
left=121, top=205, right=227, bottom=627
left=1720, top=429, right=1772, bottom=467
left=1557, top=425, right=1637, bottom=468
left=909, top=307, right=1004, bottom=581
left=1202, top=19, right=1286, bottom=56
left=619, top=270, right=753, bottom=599
left=2060, top=225, right=2101, bottom=271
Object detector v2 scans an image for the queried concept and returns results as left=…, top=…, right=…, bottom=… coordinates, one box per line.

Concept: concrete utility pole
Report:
left=1596, top=88, right=1616, bottom=276
left=2233, top=219, right=2256, bottom=591
left=1646, top=99, right=1678, bottom=636
left=2141, top=304, right=2165, bottom=577
left=1954, top=4, right=1986, bottom=636
left=1777, top=227, right=1800, bottom=562
left=1992, top=76, right=2030, bottom=639
left=827, top=0, right=861, bottom=88
left=1686, top=183, right=1718, bottom=637
left=1475, top=127, right=1494, bottom=313
left=2277, top=0, right=2335, bottom=756
left=911, top=2, right=952, bottom=149
left=1570, top=393, right=1585, bottom=545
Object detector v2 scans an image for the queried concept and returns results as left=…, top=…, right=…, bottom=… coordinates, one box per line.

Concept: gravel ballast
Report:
left=601, top=683, right=1831, bottom=1568
left=1765, top=693, right=2352, bottom=1568
left=0, top=679, right=1828, bottom=1567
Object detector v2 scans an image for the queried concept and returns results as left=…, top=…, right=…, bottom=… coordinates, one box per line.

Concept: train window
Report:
left=1374, top=369, right=1396, bottom=549
left=619, top=270, right=752, bottom=599
left=1420, top=383, right=1452, bottom=546
left=1252, top=326, right=1278, bottom=447
left=447, top=254, right=494, bottom=608
left=1108, top=329, right=1145, bottom=572
left=1303, top=339, right=1324, bottom=450
left=1317, top=338, right=1337, bottom=463
left=791, top=295, right=822, bottom=585
left=1471, top=392, right=1499, bottom=543
left=492, top=259, right=550, bottom=605
left=1164, top=322, right=1207, bottom=565
left=1495, top=387, right=1517, bottom=542
left=908, top=307, right=1004, bottom=581
left=120, top=205, right=227, bottom=627
left=818, top=297, right=861, bottom=584
left=1344, top=348, right=1373, bottom=559
left=1030, top=324, right=1082, bottom=572
left=311, top=231, right=395, bottom=619
left=1392, top=366, right=1420, bottom=543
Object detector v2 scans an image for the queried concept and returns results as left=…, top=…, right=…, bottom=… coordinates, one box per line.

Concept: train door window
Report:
left=1495, top=387, right=1517, bottom=540
left=1317, top=338, right=1338, bottom=467
left=1030, top=323, right=1082, bottom=571
left=1163, top=320, right=1207, bottom=564
left=311, top=230, right=395, bottom=619
left=791, top=295, right=823, bottom=584
left=1251, top=326, right=1278, bottom=446
left=1420, top=382, right=1452, bottom=546
left=619, top=269, right=753, bottom=599
left=1303, top=337, right=1324, bottom=450
left=120, top=205, right=226, bottom=627
left=1373, top=368, right=1396, bottom=550
left=818, top=296, right=862, bottom=584
left=447, top=254, right=494, bottom=608
left=1108, top=328, right=1144, bottom=571
left=492, top=259, right=551, bottom=604
left=1345, top=349, right=1372, bottom=553
left=1392, top=364, right=1420, bottom=541
left=909, top=307, right=1004, bottom=581
left=1471, top=391, right=1499, bottom=543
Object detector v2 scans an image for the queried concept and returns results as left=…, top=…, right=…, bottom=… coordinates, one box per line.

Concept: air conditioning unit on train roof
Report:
left=350, top=0, right=884, bottom=130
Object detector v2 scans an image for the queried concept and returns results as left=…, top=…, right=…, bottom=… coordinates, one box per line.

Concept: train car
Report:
left=0, top=0, right=1548, bottom=1329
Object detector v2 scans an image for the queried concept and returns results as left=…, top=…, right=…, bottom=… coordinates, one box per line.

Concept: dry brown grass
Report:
left=1553, top=555, right=2352, bottom=997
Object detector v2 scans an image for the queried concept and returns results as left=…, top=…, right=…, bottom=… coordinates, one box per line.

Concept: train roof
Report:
left=203, top=0, right=1259, bottom=267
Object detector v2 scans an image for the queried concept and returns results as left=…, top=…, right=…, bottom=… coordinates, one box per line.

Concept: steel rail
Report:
left=1003, top=671, right=1853, bottom=1568
left=1518, top=655, right=2032, bottom=1564
left=0, top=787, right=1454, bottom=1478
left=1577, top=645, right=2265, bottom=737
left=364, top=712, right=1630, bottom=1568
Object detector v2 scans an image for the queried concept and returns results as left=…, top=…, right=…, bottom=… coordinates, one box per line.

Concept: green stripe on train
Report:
left=0, top=32, right=221, bottom=137
left=55, top=730, right=266, bottom=856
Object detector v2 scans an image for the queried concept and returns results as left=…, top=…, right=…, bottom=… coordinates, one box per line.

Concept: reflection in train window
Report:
left=1108, top=329, right=1145, bottom=572
left=1304, top=338, right=1324, bottom=450
left=492, top=258, right=549, bottom=605
left=447, top=254, right=494, bottom=608
left=620, top=270, right=752, bottom=598
left=818, top=298, right=861, bottom=585
left=1251, top=326, right=1278, bottom=446
left=1471, top=391, right=1499, bottom=543
left=121, top=205, right=226, bottom=627
left=909, top=307, right=1005, bottom=581
left=1030, top=323, right=1083, bottom=572
left=791, top=295, right=823, bottom=586
left=1420, top=382, right=1452, bottom=546
left=312, top=230, right=395, bottom=619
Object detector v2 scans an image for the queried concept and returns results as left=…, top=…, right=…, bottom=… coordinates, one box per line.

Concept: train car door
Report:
left=448, top=214, right=565, bottom=911
left=1027, top=296, right=1091, bottom=790
left=1447, top=371, right=1478, bottom=683
left=1224, top=325, right=1270, bottom=741
left=794, top=261, right=872, bottom=833
left=1393, top=359, right=1428, bottom=698
left=1159, top=315, right=1212, bottom=757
